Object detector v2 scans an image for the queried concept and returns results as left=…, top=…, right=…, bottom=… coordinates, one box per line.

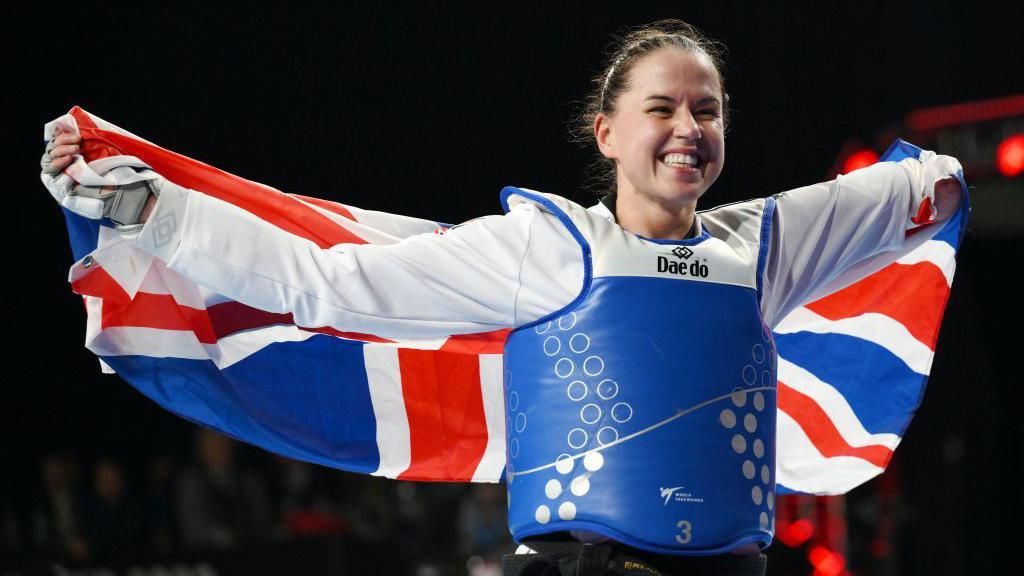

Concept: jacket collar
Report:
left=588, top=191, right=702, bottom=239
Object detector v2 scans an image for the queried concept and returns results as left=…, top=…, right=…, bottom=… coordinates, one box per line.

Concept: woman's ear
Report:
left=595, top=113, right=616, bottom=160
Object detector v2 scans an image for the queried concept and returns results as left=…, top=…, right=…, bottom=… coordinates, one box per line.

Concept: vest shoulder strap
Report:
left=500, top=186, right=606, bottom=248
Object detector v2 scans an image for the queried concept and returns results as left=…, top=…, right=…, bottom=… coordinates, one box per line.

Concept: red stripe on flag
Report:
left=291, top=194, right=357, bottom=221
left=72, top=107, right=99, bottom=130
left=396, top=349, right=489, bottom=481
left=910, top=197, right=933, bottom=226
left=439, top=329, right=512, bottom=354
left=205, top=302, right=292, bottom=339
left=905, top=222, right=937, bottom=239
left=68, top=108, right=364, bottom=249
left=70, top=110, right=126, bottom=162
left=205, top=301, right=395, bottom=343
left=778, top=380, right=893, bottom=469
left=70, top=266, right=130, bottom=303
left=298, top=325, right=396, bottom=343
left=804, top=261, right=950, bottom=348
left=101, top=292, right=217, bottom=344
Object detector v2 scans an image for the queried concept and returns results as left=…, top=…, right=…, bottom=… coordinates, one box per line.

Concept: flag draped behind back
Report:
left=47, top=107, right=968, bottom=493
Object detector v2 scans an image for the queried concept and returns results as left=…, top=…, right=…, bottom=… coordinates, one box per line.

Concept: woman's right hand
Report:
left=41, top=130, right=81, bottom=176
left=933, top=176, right=962, bottom=223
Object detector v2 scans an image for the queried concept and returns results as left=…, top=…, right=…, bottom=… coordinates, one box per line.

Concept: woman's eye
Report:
left=649, top=107, right=718, bottom=118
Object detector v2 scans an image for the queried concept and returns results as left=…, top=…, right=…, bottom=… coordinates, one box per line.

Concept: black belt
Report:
left=501, top=536, right=767, bottom=576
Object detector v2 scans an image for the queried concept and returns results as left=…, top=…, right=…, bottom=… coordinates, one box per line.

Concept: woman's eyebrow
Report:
left=644, top=95, right=722, bottom=106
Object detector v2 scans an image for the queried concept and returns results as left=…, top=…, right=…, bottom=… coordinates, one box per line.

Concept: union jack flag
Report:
left=48, top=107, right=968, bottom=493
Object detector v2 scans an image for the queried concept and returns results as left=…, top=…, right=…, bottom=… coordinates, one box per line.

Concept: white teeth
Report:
left=661, top=153, right=698, bottom=166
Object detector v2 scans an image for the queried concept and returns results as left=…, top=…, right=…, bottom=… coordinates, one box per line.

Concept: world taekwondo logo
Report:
left=660, top=485, right=704, bottom=505
left=660, top=486, right=683, bottom=505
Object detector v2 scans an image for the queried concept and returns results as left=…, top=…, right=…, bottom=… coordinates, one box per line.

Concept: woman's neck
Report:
left=613, top=189, right=697, bottom=240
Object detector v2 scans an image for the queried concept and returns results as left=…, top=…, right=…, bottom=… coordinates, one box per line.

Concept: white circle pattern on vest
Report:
left=716, top=339, right=778, bottom=535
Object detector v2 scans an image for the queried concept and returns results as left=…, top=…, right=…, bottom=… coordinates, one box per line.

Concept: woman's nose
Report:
left=673, top=109, right=701, bottom=141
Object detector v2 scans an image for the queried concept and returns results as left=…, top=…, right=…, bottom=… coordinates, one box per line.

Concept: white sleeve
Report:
left=760, top=151, right=962, bottom=328
left=126, top=180, right=584, bottom=339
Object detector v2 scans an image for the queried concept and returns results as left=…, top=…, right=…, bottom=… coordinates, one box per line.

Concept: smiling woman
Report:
left=39, top=17, right=968, bottom=576
left=572, top=20, right=730, bottom=242
left=594, top=47, right=726, bottom=239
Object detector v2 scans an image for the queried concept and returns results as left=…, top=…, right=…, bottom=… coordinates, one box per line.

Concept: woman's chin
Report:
left=659, top=184, right=705, bottom=206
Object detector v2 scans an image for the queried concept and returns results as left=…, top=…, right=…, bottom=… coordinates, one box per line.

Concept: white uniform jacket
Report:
left=124, top=152, right=962, bottom=339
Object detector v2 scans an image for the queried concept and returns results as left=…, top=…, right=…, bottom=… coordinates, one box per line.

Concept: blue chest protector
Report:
left=500, top=187, right=778, bottom=556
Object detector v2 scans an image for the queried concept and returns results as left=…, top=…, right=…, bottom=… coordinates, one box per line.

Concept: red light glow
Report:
left=778, top=518, right=815, bottom=547
left=842, top=149, right=879, bottom=174
left=809, top=546, right=846, bottom=576
left=906, top=94, right=1024, bottom=132
left=997, top=134, right=1024, bottom=177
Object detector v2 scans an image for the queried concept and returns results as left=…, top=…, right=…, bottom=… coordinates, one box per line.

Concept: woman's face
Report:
left=596, top=47, right=725, bottom=211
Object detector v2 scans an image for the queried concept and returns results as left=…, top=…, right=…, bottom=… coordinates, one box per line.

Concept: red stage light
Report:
left=996, top=133, right=1024, bottom=177
left=778, top=518, right=815, bottom=547
left=842, top=149, right=880, bottom=174
left=809, top=546, right=846, bottom=576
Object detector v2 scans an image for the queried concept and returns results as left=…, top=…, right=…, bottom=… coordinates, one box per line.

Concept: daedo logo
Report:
left=657, top=247, right=709, bottom=277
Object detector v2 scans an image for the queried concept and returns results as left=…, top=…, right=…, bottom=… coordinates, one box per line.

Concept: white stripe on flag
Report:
left=896, top=239, right=957, bottom=286
left=774, top=307, right=935, bottom=374
left=85, top=295, right=114, bottom=374
left=211, top=325, right=318, bottom=368
left=364, top=344, right=411, bottom=479
left=138, top=262, right=215, bottom=309
left=86, top=326, right=209, bottom=360
left=776, top=410, right=885, bottom=495
left=778, top=358, right=902, bottom=451
left=84, top=295, right=104, bottom=350
left=471, top=353, right=507, bottom=482
left=85, top=324, right=319, bottom=368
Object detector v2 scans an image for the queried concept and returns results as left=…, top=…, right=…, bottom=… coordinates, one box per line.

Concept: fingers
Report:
left=49, top=143, right=80, bottom=159
left=49, top=133, right=81, bottom=157
left=41, top=132, right=82, bottom=175
left=52, top=132, right=81, bottom=146
left=48, top=154, right=74, bottom=171
left=42, top=144, right=78, bottom=174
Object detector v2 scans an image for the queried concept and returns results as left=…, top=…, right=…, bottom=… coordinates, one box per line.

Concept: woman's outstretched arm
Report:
left=122, top=176, right=585, bottom=340
left=760, top=150, right=963, bottom=328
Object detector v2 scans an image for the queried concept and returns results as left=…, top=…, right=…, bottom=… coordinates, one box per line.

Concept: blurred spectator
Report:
left=392, top=481, right=433, bottom=563
left=174, top=428, right=275, bottom=550
left=457, top=484, right=514, bottom=562
left=28, top=452, right=90, bottom=562
left=390, top=481, right=469, bottom=574
left=1, top=489, right=22, bottom=558
left=343, top=474, right=396, bottom=544
left=269, top=455, right=349, bottom=537
left=79, top=457, right=144, bottom=563
left=144, top=454, right=180, bottom=555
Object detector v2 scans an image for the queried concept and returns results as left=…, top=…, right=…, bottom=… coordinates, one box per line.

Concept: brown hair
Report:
left=568, top=19, right=730, bottom=197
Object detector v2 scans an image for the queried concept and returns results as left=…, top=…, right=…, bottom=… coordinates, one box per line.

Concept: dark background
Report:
left=8, top=2, right=1022, bottom=574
